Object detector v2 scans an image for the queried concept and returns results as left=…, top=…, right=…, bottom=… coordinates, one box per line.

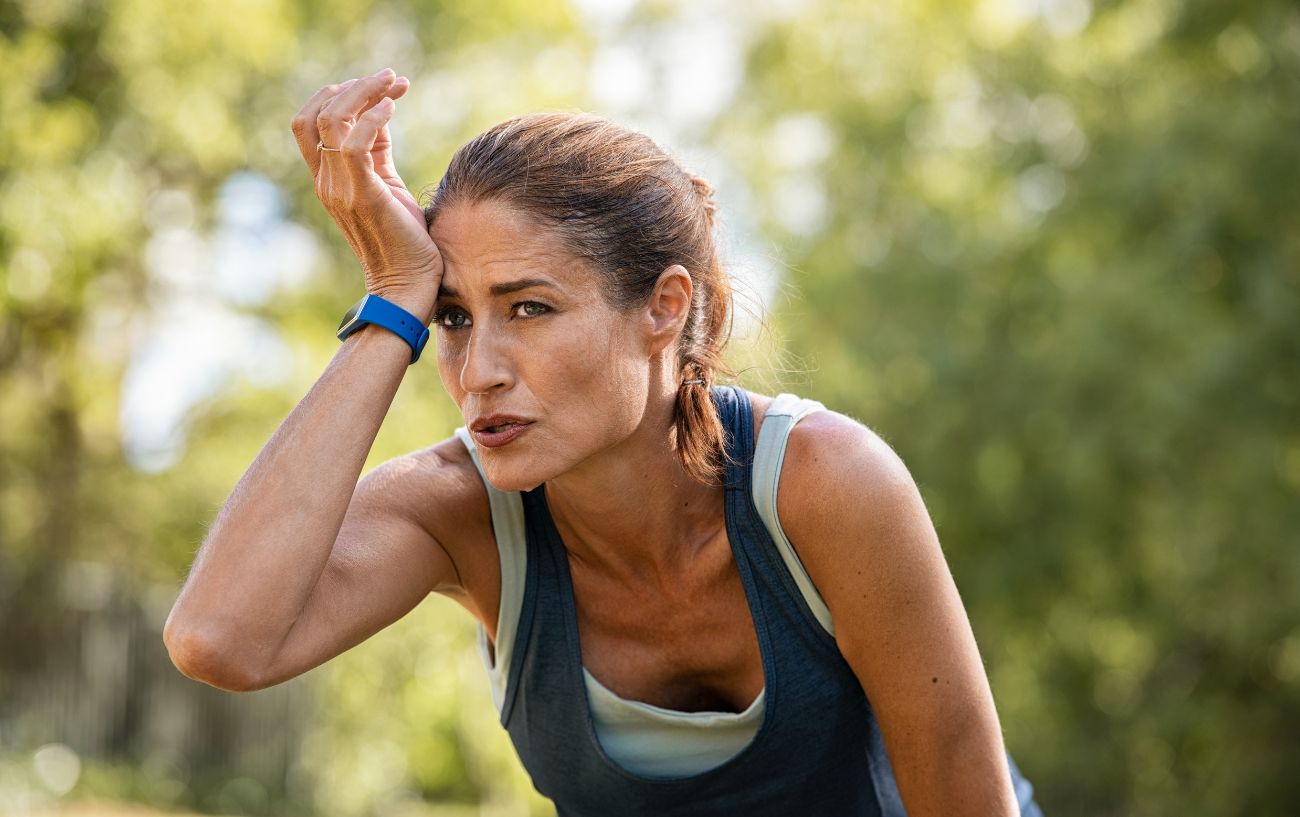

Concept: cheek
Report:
left=547, top=317, right=649, bottom=445
left=435, top=335, right=489, bottom=419
left=435, top=338, right=461, bottom=391
left=551, top=314, right=640, bottom=385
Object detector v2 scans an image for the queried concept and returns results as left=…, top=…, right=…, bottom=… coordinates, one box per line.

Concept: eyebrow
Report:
left=436, top=277, right=561, bottom=300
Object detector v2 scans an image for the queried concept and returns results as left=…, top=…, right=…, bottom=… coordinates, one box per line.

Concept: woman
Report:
left=164, top=68, right=1045, bottom=816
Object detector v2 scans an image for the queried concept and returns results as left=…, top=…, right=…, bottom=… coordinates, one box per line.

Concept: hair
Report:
left=423, top=112, right=739, bottom=487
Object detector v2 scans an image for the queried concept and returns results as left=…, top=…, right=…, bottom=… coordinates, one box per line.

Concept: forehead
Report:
left=429, top=198, right=589, bottom=294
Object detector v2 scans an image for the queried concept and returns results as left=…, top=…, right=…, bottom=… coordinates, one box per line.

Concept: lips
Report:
left=470, top=417, right=535, bottom=448
left=470, top=413, right=535, bottom=433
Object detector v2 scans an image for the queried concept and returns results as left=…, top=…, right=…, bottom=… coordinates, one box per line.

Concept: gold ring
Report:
left=316, top=140, right=342, bottom=153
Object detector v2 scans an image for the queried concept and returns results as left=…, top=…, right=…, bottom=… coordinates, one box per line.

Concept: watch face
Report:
left=337, top=294, right=369, bottom=334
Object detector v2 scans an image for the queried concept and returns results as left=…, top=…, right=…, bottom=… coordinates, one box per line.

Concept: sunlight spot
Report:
left=5, top=248, right=52, bottom=301
left=1041, top=0, right=1092, bottom=38
left=590, top=45, right=652, bottom=110
left=767, top=114, right=834, bottom=170
left=31, top=744, right=80, bottom=797
left=1016, top=164, right=1068, bottom=214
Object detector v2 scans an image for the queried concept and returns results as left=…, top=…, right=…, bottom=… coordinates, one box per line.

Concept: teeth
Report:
left=487, top=423, right=516, bottom=433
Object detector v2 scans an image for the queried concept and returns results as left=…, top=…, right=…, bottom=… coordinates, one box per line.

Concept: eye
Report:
left=514, top=301, right=551, bottom=319
left=433, top=306, right=469, bottom=330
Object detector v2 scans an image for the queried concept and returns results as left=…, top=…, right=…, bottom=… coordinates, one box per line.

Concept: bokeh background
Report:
left=2, top=0, right=1298, bottom=814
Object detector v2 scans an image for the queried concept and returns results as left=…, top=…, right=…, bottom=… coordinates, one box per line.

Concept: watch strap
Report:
left=336, top=293, right=431, bottom=364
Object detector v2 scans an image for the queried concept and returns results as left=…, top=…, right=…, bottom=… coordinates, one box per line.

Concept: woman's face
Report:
left=428, top=198, right=664, bottom=493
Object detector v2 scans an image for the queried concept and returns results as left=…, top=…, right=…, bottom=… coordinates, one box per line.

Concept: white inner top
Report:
left=452, top=391, right=833, bottom=778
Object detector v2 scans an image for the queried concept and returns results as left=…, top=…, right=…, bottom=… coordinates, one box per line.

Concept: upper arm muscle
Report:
left=257, top=438, right=484, bottom=688
left=777, top=412, right=1016, bottom=816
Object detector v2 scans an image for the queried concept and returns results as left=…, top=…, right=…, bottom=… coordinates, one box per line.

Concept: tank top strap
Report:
left=452, top=426, right=527, bottom=715
left=751, top=393, right=836, bottom=636
left=715, top=385, right=840, bottom=653
left=716, top=385, right=754, bottom=495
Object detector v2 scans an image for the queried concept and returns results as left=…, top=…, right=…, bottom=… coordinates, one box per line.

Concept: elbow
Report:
left=163, top=618, right=266, bottom=693
left=888, top=705, right=1018, bottom=817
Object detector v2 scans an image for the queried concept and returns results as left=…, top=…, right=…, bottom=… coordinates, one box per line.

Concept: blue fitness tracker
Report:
left=336, top=293, right=431, bottom=364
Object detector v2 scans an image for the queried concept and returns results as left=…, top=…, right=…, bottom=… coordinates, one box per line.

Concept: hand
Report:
left=291, top=69, right=441, bottom=321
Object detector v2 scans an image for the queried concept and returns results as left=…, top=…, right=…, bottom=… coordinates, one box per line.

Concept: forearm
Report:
left=163, top=319, right=422, bottom=677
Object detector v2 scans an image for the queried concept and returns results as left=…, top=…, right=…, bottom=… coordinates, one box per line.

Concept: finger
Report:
left=386, top=75, right=411, bottom=102
left=316, top=68, right=399, bottom=159
left=291, top=78, right=358, bottom=176
left=372, top=119, right=397, bottom=177
left=370, top=78, right=409, bottom=174
left=340, top=97, right=397, bottom=192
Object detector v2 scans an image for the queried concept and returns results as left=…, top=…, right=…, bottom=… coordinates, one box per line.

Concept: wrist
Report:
left=368, top=285, right=435, bottom=325
left=337, top=292, right=432, bottom=364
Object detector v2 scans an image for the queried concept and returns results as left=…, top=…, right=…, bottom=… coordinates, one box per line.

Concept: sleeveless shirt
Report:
left=455, top=391, right=830, bottom=777
left=453, top=385, right=1044, bottom=816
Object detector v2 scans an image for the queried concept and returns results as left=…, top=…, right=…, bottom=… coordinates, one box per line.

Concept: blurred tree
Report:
left=1, top=0, right=1297, bottom=815
left=0, top=0, right=572, bottom=813
left=720, top=0, right=1300, bottom=814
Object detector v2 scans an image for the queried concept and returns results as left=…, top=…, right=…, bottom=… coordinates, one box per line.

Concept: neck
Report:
left=543, top=385, right=726, bottom=580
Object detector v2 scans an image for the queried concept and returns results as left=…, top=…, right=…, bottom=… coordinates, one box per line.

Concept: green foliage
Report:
left=1, top=0, right=1296, bottom=815
left=723, top=0, right=1300, bottom=814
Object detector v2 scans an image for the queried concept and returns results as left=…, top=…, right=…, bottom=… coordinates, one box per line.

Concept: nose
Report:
left=459, top=326, right=514, bottom=394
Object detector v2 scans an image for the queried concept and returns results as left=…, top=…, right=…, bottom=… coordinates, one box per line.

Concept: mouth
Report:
left=472, top=419, right=535, bottom=448
left=470, top=414, right=536, bottom=433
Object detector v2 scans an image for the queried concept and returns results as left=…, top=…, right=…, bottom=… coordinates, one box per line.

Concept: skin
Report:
left=427, top=198, right=766, bottom=712
left=428, top=198, right=1018, bottom=813
left=165, top=69, right=1020, bottom=816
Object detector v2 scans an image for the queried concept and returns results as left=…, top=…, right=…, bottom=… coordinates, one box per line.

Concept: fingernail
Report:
left=372, top=67, right=395, bottom=78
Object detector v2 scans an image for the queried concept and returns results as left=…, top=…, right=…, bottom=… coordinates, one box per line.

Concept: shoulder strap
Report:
left=452, top=426, right=527, bottom=714
left=750, top=393, right=835, bottom=636
left=453, top=390, right=836, bottom=708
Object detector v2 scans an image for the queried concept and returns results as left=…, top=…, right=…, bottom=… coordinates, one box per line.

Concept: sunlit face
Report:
left=428, top=198, right=655, bottom=493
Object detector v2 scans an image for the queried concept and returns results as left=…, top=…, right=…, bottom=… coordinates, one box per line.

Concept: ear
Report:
left=644, top=264, right=694, bottom=356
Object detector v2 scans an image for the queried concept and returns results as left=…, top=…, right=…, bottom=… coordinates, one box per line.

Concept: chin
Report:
left=489, top=475, right=546, bottom=493
left=477, top=427, right=604, bottom=492
left=479, top=457, right=554, bottom=494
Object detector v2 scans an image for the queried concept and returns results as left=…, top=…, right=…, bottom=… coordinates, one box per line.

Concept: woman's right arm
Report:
left=162, top=69, right=453, bottom=691
left=162, top=325, right=457, bottom=691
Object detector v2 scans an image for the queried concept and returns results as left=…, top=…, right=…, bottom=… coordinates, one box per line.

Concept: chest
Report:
left=566, top=532, right=765, bottom=714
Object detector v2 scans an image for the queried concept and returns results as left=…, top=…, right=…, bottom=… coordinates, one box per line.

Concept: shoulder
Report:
left=357, top=434, right=497, bottom=601
left=359, top=434, right=488, bottom=534
left=740, top=387, right=918, bottom=555
left=780, top=408, right=910, bottom=506
left=772, top=406, right=933, bottom=620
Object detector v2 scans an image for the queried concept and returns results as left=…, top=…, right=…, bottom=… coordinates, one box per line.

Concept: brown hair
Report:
left=424, top=112, right=738, bottom=486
